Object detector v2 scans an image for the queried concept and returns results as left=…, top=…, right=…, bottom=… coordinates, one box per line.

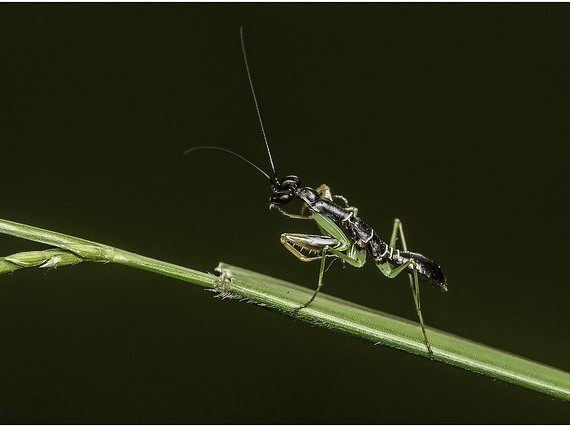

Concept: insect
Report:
left=186, top=27, right=447, bottom=355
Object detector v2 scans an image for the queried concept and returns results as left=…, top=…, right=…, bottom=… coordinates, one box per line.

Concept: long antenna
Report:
left=240, top=26, right=277, bottom=180
left=184, top=146, right=272, bottom=181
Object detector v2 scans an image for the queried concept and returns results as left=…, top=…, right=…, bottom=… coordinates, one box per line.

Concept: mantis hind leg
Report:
left=390, top=218, right=433, bottom=357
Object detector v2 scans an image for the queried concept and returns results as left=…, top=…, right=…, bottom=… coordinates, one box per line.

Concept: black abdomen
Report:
left=389, top=250, right=447, bottom=290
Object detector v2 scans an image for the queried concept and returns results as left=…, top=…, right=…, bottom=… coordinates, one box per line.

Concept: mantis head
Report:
left=270, top=175, right=301, bottom=205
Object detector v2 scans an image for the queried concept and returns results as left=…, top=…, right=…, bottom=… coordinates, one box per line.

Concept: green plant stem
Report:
left=1, top=218, right=570, bottom=401
left=0, top=219, right=216, bottom=288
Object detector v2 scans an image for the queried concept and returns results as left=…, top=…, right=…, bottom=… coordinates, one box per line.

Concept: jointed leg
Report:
left=270, top=204, right=311, bottom=220
left=377, top=258, right=432, bottom=356
left=391, top=219, right=423, bottom=315
left=292, top=248, right=329, bottom=314
left=390, top=218, right=421, bottom=312
left=280, top=233, right=343, bottom=262
left=280, top=213, right=366, bottom=314
left=333, top=194, right=349, bottom=206
left=389, top=218, right=408, bottom=250
left=331, top=194, right=359, bottom=217
left=315, top=184, right=358, bottom=215
left=293, top=244, right=366, bottom=314
left=389, top=218, right=432, bottom=356
left=410, top=261, right=430, bottom=353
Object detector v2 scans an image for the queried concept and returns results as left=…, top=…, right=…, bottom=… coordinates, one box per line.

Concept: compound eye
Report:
left=270, top=190, right=294, bottom=205
left=281, top=175, right=300, bottom=188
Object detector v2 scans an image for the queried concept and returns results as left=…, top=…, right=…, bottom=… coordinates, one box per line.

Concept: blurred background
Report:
left=0, top=4, right=569, bottom=423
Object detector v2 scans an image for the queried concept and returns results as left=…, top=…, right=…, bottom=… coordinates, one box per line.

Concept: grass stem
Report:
left=1, top=218, right=569, bottom=401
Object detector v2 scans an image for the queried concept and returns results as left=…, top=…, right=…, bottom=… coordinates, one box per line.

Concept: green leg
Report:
left=330, top=192, right=359, bottom=217
left=293, top=244, right=366, bottom=314
left=270, top=204, right=311, bottom=220
left=333, top=194, right=349, bottom=206
left=378, top=257, right=413, bottom=278
left=281, top=213, right=366, bottom=314
left=301, top=185, right=359, bottom=217
left=280, top=233, right=343, bottom=262
left=291, top=248, right=329, bottom=314
left=389, top=218, right=407, bottom=249
left=389, top=218, right=432, bottom=356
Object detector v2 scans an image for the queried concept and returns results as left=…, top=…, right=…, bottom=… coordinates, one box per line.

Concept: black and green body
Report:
left=270, top=177, right=447, bottom=355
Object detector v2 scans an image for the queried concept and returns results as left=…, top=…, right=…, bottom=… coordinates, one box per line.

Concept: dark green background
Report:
left=1, top=4, right=569, bottom=423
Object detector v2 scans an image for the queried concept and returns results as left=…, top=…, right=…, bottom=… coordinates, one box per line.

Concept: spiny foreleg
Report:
left=292, top=243, right=366, bottom=315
